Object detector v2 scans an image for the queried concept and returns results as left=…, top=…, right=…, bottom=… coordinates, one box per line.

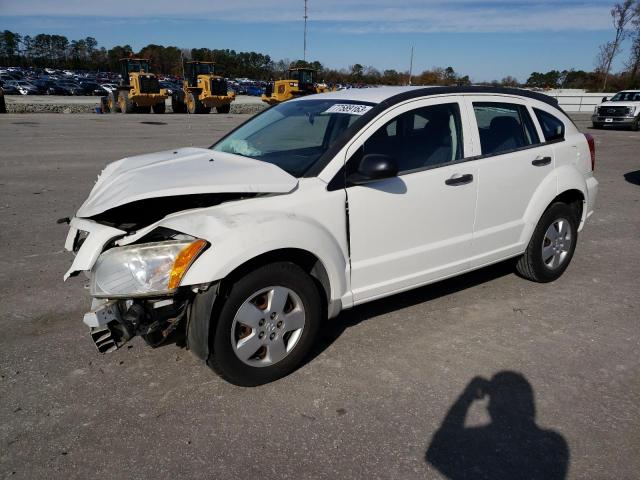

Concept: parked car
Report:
left=100, top=83, right=118, bottom=93
left=63, top=86, right=598, bottom=386
left=0, top=80, right=19, bottom=95
left=56, top=81, right=83, bottom=95
left=592, top=90, right=640, bottom=131
left=5, top=80, right=38, bottom=95
left=79, top=81, right=108, bottom=96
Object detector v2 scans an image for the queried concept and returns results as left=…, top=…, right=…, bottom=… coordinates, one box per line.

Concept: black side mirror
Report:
left=601, top=97, right=608, bottom=103
left=348, top=153, right=399, bottom=185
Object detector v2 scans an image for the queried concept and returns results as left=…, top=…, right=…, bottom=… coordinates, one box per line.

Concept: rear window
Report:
left=534, top=108, right=565, bottom=142
left=473, top=102, right=540, bottom=156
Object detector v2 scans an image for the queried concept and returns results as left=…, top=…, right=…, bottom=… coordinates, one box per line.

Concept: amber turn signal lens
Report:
left=168, top=239, right=208, bottom=290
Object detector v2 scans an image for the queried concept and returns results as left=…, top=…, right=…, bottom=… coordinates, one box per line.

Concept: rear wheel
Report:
left=152, top=101, right=166, bottom=114
left=516, top=202, right=578, bottom=283
left=171, top=94, right=187, bottom=113
left=207, top=262, right=322, bottom=386
left=216, top=104, right=231, bottom=114
left=118, top=91, right=134, bottom=114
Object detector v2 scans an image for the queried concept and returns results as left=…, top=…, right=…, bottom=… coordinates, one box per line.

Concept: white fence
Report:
left=542, top=91, right=614, bottom=113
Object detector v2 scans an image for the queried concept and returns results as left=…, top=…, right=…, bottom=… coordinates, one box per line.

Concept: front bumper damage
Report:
left=64, top=216, right=212, bottom=355
left=84, top=294, right=192, bottom=353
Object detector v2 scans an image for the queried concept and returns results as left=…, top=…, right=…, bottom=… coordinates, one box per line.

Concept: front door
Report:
left=345, top=98, right=478, bottom=303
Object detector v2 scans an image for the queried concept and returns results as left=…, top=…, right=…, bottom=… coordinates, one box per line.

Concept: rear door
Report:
left=463, top=96, right=555, bottom=265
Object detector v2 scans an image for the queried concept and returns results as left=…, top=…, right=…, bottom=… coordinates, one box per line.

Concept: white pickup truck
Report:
left=592, top=90, right=640, bottom=131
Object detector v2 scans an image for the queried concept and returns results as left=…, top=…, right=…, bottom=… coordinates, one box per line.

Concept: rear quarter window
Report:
left=533, top=108, right=565, bottom=142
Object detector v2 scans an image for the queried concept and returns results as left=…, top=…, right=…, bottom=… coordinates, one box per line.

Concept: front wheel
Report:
left=152, top=101, right=166, bottom=114
left=516, top=202, right=578, bottom=283
left=207, top=262, right=322, bottom=386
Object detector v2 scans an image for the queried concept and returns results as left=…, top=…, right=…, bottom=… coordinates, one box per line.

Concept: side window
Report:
left=358, top=103, right=464, bottom=174
left=533, top=108, right=565, bottom=142
left=473, top=102, right=540, bottom=156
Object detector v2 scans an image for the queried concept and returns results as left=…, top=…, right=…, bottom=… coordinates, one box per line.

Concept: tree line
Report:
left=2, top=4, right=640, bottom=91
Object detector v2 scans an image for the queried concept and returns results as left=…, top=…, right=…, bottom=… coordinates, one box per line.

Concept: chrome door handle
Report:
left=445, top=173, right=474, bottom=186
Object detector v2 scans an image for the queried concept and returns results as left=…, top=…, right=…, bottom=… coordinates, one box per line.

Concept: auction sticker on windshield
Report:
left=324, top=104, right=373, bottom=115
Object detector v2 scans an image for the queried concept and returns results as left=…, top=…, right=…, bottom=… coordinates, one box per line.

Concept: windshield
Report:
left=211, top=99, right=374, bottom=177
left=610, top=91, right=640, bottom=102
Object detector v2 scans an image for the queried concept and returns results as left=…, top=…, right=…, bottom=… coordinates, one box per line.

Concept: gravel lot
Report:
left=0, top=113, right=638, bottom=479
left=3, top=94, right=265, bottom=114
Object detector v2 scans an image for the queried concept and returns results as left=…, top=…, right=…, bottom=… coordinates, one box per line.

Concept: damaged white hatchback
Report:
left=64, top=86, right=599, bottom=386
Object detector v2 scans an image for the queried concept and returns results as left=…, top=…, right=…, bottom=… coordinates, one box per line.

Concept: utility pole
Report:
left=408, top=46, right=414, bottom=86
left=303, top=0, right=308, bottom=61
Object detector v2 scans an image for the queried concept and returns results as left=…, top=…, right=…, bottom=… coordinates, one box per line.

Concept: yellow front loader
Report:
left=106, top=58, right=168, bottom=114
left=171, top=61, right=235, bottom=114
left=262, top=68, right=328, bottom=105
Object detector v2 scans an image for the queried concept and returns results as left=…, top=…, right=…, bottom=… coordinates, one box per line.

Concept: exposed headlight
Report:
left=593, top=106, right=599, bottom=114
left=90, top=239, right=208, bottom=298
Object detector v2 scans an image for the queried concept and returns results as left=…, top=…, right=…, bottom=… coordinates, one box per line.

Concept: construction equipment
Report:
left=171, top=61, right=235, bottom=114
left=105, top=58, right=168, bottom=114
left=261, top=68, right=329, bottom=105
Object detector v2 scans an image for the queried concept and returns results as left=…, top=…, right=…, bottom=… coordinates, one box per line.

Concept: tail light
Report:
left=584, top=133, right=596, bottom=171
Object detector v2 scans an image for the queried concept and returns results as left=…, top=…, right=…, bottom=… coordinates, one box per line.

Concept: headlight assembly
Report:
left=90, top=239, right=208, bottom=298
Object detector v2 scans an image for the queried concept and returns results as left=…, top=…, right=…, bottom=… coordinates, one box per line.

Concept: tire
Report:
left=152, top=101, right=166, bottom=114
left=187, top=92, right=205, bottom=114
left=516, top=202, right=578, bottom=283
left=137, top=105, right=151, bottom=114
left=216, top=104, right=231, bottom=114
left=118, top=90, right=134, bottom=114
left=631, top=118, right=639, bottom=132
left=107, top=92, right=119, bottom=113
left=171, top=94, right=187, bottom=113
left=207, top=262, right=322, bottom=386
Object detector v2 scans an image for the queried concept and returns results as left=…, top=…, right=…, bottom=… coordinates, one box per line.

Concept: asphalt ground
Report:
left=0, top=113, right=638, bottom=479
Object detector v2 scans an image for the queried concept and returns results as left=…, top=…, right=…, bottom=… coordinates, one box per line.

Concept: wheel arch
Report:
left=187, top=247, right=335, bottom=365
left=521, top=167, right=588, bottom=244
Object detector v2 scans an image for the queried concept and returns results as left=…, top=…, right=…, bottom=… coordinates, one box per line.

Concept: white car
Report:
left=592, top=90, right=640, bottom=131
left=64, top=86, right=598, bottom=386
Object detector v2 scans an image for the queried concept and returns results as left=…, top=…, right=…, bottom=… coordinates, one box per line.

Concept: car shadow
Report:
left=624, top=170, right=640, bottom=186
left=425, top=372, right=569, bottom=479
left=305, top=259, right=516, bottom=365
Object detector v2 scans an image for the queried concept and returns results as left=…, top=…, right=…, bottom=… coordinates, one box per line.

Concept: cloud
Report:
left=0, top=0, right=613, bottom=32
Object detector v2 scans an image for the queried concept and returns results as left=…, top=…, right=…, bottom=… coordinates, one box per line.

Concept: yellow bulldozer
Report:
left=106, top=58, right=168, bottom=114
left=171, top=61, right=235, bottom=114
left=261, top=67, right=329, bottom=105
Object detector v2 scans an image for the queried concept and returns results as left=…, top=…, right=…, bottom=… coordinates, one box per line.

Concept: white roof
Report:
left=297, top=86, right=431, bottom=104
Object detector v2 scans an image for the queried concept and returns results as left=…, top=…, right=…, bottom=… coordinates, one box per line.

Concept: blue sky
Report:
left=0, top=0, right=630, bottom=82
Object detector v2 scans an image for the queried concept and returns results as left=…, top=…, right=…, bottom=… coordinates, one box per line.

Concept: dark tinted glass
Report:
left=359, top=103, right=464, bottom=174
left=473, top=102, right=540, bottom=156
left=534, top=108, right=565, bottom=142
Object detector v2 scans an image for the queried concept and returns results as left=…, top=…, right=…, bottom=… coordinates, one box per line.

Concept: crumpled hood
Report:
left=76, top=147, right=298, bottom=218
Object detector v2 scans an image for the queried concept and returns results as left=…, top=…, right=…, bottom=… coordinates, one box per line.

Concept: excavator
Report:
left=261, top=67, right=329, bottom=105
left=171, top=61, right=235, bottom=114
left=105, top=58, right=168, bottom=114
